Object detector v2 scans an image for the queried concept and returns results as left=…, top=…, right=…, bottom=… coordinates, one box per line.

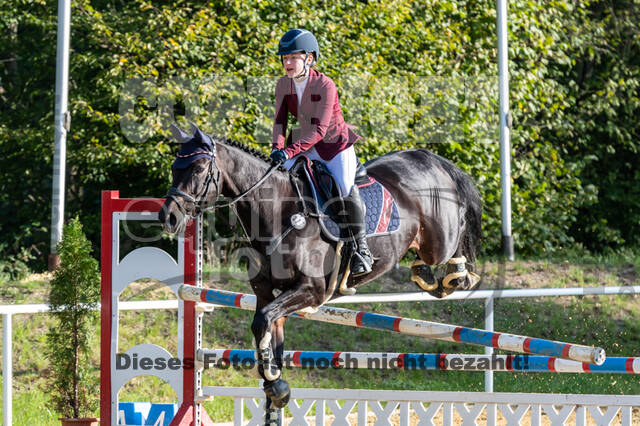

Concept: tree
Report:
left=46, top=217, right=100, bottom=419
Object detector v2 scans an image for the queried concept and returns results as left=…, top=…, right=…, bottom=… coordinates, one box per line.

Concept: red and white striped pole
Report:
left=179, top=285, right=606, bottom=365
left=199, top=349, right=638, bottom=374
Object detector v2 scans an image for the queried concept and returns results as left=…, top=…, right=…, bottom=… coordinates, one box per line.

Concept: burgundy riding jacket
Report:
left=272, top=68, right=361, bottom=161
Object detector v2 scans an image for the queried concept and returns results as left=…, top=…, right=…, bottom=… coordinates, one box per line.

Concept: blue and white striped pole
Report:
left=199, top=349, right=638, bottom=374
left=179, top=285, right=606, bottom=365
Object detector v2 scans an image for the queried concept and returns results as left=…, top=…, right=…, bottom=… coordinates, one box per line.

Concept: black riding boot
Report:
left=343, top=186, right=373, bottom=276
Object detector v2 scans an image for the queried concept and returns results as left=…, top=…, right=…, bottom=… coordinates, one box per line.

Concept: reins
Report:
left=166, top=141, right=315, bottom=258
left=166, top=145, right=282, bottom=218
left=203, top=164, right=280, bottom=211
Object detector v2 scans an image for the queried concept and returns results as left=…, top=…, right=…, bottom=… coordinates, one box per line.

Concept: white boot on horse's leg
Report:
left=257, top=331, right=281, bottom=381
left=257, top=336, right=290, bottom=409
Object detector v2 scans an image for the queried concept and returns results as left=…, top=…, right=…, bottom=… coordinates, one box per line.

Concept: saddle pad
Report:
left=321, top=176, right=401, bottom=240
left=294, top=156, right=401, bottom=241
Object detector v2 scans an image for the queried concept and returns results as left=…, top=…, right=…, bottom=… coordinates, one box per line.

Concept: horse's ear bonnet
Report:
left=170, top=122, right=216, bottom=169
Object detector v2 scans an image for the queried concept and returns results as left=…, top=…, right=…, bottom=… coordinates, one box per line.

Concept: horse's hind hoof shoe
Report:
left=466, top=271, right=481, bottom=289
left=264, top=378, right=291, bottom=408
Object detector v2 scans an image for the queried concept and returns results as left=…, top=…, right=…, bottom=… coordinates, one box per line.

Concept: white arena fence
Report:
left=3, top=296, right=640, bottom=426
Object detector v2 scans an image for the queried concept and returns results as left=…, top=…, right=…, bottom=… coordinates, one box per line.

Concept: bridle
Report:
left=166, top=144, right=280, bottom=218
left=166, top=140, right=313, bottom=258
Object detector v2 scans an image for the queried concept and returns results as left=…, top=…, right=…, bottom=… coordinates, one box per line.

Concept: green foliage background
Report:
left=1, top=0, right=639, bottom=269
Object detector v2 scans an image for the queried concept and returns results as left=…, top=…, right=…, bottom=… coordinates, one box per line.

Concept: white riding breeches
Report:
left=283, top=146, right=357, bottom=196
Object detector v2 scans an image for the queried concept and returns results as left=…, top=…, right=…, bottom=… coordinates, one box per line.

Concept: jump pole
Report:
left=179, top=285, right=606, bottom=365
left=199, top=349, right=638, bottom=374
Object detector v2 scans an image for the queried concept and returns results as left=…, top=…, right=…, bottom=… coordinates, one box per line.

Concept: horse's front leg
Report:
left=262, top=316, right=287, bottom=426
left=251, top=281, right=323, bottom=409
left=271, top=316, right=286, bottom=373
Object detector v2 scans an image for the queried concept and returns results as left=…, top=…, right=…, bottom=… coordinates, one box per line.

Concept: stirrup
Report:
left=351, top=249, right=373, bottom=277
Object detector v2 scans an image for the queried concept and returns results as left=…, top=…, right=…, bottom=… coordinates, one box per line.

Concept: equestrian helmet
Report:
left=277, top=29, right=319, bottom=62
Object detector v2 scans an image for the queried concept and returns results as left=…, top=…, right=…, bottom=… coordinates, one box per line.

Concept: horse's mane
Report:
left=218, top=137, right=270, bottom=162
left=217, top=137, right=289, bottom=173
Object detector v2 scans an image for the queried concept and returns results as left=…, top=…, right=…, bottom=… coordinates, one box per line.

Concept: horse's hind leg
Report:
left=412, top=238, right=480, bottom=298
left=441, top=246, right=481, bottom=295
left=410, top=256, right=437, bottom=291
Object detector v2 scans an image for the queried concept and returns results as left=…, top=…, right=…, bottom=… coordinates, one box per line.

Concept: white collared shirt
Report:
left=293, top=77, right=309, bottom=106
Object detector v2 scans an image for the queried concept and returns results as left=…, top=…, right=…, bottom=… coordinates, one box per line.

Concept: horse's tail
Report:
left=460, top=177, right=482, bottom=265
left=426, top=151, right=483, bottom=264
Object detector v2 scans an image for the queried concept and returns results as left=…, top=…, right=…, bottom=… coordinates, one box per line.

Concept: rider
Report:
left=270, top=28, right=373, bottom=277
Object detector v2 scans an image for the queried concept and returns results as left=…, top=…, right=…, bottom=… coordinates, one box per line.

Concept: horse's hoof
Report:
left=465, top=271, right=481, bottom=289
left=264, top=409, right=282, bottom=426
left=442, top=256, right=470, bottom=289
left=264, top=378, right=291, bottom=408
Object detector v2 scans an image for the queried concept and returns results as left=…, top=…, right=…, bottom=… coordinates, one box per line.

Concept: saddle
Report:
left=291, top=156, right=401, bottom=242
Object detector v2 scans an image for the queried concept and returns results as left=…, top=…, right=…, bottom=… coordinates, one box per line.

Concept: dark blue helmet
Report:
left=277, top=29, right=319, bottom=62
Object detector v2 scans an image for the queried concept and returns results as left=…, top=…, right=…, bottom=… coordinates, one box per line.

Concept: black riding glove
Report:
left=269, top=149, right=288, bottom=165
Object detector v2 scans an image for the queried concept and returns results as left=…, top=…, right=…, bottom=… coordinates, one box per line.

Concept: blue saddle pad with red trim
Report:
left=294, top=157, right=401, bottom=241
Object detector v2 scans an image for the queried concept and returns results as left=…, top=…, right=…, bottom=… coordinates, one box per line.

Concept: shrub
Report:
left=46, top=217, right=100, bottom=418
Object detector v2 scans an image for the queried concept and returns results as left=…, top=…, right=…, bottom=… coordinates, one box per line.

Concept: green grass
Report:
left=12, top=391, right=58, bottom=424
left=1, top=253, right=639, bottom=424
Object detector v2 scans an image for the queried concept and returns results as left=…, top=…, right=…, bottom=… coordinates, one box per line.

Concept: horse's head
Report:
left=159, top=123, right=220, bottom=234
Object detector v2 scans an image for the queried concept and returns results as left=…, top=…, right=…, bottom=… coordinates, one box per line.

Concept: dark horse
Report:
left=159, top=125, right=481, bottom=424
